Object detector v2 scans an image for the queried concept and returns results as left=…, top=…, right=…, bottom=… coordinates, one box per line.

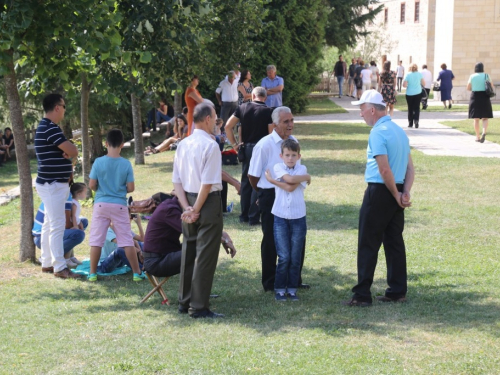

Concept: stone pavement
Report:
left=295, top=97, right=500, bottom=158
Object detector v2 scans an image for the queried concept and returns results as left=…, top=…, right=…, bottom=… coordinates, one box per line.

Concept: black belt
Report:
left=142, top=252, right=164, bottom=258
left=222, top=101, right=238, bottom=104
left=186, top=191, right=221, bottom=197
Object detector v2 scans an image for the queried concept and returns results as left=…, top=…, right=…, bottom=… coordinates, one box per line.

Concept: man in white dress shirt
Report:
left=248, top=106, right=308, bottom=292
left=173, top=102, right=225, bottom=318
left=215, top=70, right=239, bottom=128
left=420, top=64, right=433, bottom=110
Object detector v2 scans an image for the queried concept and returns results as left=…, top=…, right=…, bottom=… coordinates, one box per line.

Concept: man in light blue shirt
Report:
left=343, top=90, right=415, bottom=307
left=261, top=65, right=284, bottom=107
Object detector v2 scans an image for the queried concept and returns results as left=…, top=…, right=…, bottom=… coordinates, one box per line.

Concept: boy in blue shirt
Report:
left=265, top=139, right=311, bottom=301
left=87, top=129, right=145, bottom=282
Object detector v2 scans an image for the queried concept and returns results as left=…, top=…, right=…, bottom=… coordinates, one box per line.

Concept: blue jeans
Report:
left=33, top=218, right=88, bottom=254
left=156, top=111, right=171, bottom=124
left=98, top=247, right=143, bottom=273
left=274, top=216, right=307, bottom=294
left=337, top=76, right=345, bottom=96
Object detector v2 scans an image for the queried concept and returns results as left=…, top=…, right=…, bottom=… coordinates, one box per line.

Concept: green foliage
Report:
left=324, top=0, right=383, bottom=51
left=246, top=0, right=327, bottom=113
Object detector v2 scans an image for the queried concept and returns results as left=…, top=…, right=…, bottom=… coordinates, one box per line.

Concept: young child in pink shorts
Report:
left=87, top=129, right=145, bottom=282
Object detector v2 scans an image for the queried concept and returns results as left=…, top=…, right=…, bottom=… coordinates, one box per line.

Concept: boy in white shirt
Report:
left=265, top=139, right=311, bottom=301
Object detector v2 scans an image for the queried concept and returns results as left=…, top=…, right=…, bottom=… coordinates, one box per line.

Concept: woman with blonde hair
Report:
left=403, top=64, right=425, bottom=128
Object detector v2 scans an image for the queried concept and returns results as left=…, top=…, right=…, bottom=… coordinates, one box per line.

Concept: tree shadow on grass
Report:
left=300, top=139, right=368, bottom=153
left=305, top=157, right=366, bottom=176
left=295, top=123, right=371, bottom=137
left=28, top=259, right=500, bottom=338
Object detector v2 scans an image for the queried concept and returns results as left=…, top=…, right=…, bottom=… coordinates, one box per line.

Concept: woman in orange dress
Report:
left=184, top=75, right=203, bottom=136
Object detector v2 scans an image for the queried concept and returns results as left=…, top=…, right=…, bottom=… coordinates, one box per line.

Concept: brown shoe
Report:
left=342, top=298, right=372, bottom=307
left=54, top=268, right=81, bottom=279
left=376, top=295, right=407, bottom=303
left=42, top=266, right=54, bottom=273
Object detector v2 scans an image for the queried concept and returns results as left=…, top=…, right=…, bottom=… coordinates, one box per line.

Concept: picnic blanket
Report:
left=72, top=259, right=131, bottom=276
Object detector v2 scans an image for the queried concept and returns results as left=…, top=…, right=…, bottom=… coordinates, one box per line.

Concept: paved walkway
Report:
left=295, top=97, right=500, bottom=158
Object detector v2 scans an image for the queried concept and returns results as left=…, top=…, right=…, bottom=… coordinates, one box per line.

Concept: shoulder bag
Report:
left=485, top=74, right=495, bottom=98
left=432, top=82, right=441, bottom=92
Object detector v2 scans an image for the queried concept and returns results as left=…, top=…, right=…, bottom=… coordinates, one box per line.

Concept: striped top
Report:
left=35, top=118, right=72, bottom=184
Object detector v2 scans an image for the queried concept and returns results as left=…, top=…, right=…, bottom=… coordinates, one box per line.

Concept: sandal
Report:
left=480, top=134, right=486, bottom=143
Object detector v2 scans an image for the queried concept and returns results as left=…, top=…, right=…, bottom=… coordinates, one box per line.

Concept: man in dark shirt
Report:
left=142, top=194, right=237, bottom=278
left=35, top=93, right=79, bottom=279
left=225, top=86, right=274, bottom=225
left=333, top=55, right=347, bottom=98
left=348, top=58, right=357, bottom=98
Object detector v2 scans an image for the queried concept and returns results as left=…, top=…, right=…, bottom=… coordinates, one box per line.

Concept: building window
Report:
left=415, top=1, right=420, bottom=22
left=400, top=3, right=406, bottom=23
left=384, top=8, right=388, bottom=24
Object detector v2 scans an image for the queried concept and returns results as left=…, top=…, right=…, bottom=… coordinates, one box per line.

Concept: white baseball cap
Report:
left=351, top=90, right=387, bottom=107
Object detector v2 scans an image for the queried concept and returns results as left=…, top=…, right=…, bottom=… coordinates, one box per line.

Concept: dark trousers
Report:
left=143, top=250, right=182, bottom=277
left=220, top=101, right=238, bottom=129
left=221, top=181, right=228, bottom=212
left=421, top=88, right=430, bottom=108
left=239, top=144, right=260, bottom=224
left=259, top=188, right=305, bottom=291
left=178, top=193, right=223, bottom=314
left=406, top=93, right=422, bottom=125
left=352, top=183, right=407, bottom=302
left=397, top=77, right=403, bottom=92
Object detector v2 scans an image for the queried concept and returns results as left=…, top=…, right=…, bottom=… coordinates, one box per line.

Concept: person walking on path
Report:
left=333, top=55, right=347, bottom=98
left=173, top=102, right=227, bottom=319
left=403, top=64, right=425, bottom=128
left=380, top=61, right=397, bottom=117
left=437, top=63, right=455, bottom=109
left=343, top=90, right=414, bottom=307
left=396, top=61, right=405, bottom=92
left=420, top=65, right=433, bottom=110
left=348, top=58, right=356, bottom=98
left=35, top=93, right=80, bottom=279
left=467, top=62, right=494, bottom=143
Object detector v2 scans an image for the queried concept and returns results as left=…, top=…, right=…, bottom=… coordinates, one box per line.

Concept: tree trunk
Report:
left=174, top=90, right=182, bottom=116
left=131, top=93, right=145, bottom=165
left=90, top=128, right=104, bottom=161
left=80, top=73, right=92, bottom=197
left=62, top=120, right=72, bottom=140
left=4, top=51, right=36, bottom=262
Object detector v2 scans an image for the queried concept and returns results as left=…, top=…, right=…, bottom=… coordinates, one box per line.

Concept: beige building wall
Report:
left=448, top=0, right=500, bottom=101
left=374, top=0, right=431, bottom=69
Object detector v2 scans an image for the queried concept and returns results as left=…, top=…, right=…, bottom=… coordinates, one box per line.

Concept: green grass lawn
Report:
left=2, top=124, right=500, bottom=373
left=442, top=118, right=500, bottom=144
left=299, top=97, right=347, bottom=116
left=0, top=157, right=38, bottom=193
left=394, top=94, right=469, bottom=112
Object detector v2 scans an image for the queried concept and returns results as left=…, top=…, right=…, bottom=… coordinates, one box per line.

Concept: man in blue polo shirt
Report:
left=343, top=90, right=415, bottom=307
left=35, top=93, right=79, bottom=279
left=261, top=65, right=284, bottom=107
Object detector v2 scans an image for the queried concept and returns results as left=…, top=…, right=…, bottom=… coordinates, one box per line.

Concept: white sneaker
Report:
left=66, top=259, right=78, bottom=268
left=70, top=257, right=82, bottom=265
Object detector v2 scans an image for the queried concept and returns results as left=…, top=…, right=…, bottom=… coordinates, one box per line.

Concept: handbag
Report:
left=432, top=82, right=440, bottom=92
left=129, top=197, right=157, bottom=214
left=421, top=85, right=428, bottom=100
left=237, top=143, right=246, bottom=163
left=222, top=148, right=239, bottom=165
left=485, top=74, right=495, bottom=98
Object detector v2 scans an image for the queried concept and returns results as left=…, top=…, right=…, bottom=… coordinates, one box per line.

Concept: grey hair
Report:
left=252, top=86, right=267, bottom=98
left=272, top=106, right=292, bottom=124
left=367, top=103, right=387, bottom=111
left=193, top=102, right=214, bottom=123
left=266, top=65, right=276, bottom=72
left=228, top=70, right=235, bottom=79
left=202, top=98, right=215, bottom=108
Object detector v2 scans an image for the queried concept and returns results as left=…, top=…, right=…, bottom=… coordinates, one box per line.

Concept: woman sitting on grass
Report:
left=145, top=114, right=187, bottom=155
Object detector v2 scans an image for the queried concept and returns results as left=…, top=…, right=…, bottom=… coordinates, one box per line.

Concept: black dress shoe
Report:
left=299, top=283, right=310, bottom=289
left=415, top=122, right=419, bottom=129
left=190, top=309, right=224, bottom=319
left=178, top=305, right=189, bottom=314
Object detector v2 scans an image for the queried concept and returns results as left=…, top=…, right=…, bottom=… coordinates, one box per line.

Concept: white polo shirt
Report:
left=271, top=162, right=307, bottom=220
left=248, top=130, right=299, bottom=189
left=215, top=79, right=239, bottom=102
left=172, top=129, right=222, bottom=193
left=421, top=69, right=433, bottom=89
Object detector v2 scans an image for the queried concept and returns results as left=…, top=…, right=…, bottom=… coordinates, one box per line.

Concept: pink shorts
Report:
left=89, top=202, right=134, bottom=247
